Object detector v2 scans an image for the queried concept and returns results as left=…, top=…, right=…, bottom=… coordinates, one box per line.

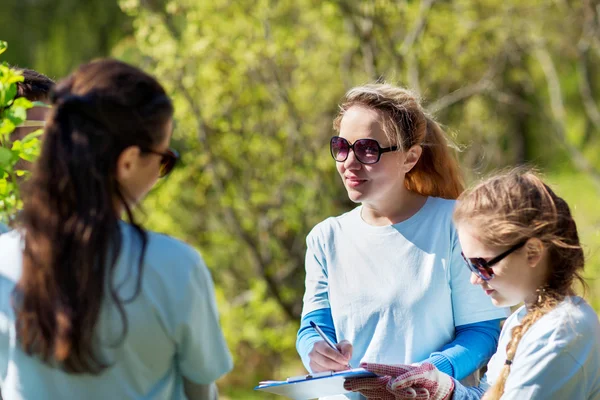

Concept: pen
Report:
left=310, top=321, right=352, bottom=369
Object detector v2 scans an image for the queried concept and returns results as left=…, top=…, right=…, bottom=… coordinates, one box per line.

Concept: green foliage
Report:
left=0, top=42, right=41, bottom=225
left=0, top=0, right=131, bottom=78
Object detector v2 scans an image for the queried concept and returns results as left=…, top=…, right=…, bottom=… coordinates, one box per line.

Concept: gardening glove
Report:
left=344, top=363, right=429, bottom=400
left=388, top=362, right=454, bottom=400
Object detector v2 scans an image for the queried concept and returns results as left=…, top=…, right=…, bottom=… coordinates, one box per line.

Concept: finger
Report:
left=392, top=387, right=430, bottom=400
left=337, top=340, right=353, bottom=360
left=310, top=356, right=348, bottom=373
left=359, top=362, right=414, bottom=377
left=344, top=376, right=390, bottom=392
left=389, top=365, right=434, bottom=390
left=412, top=387, right=431, bottom=400
left=314, top=340, right=351, bottom=365
left=309, top=349, right=349, bottom=372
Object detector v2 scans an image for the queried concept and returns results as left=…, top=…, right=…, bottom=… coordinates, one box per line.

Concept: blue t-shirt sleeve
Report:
left=301, top=227, right=331, bottom=316
left=296, top=308, right=337, bottom=372
left=451, top=378, right=486, bottom=399
left=174, top=252, right=233, bottom=384
left=423, top=319, right=502, bottom=380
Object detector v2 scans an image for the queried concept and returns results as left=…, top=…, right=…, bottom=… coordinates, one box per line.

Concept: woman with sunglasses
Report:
left=344, top=170, right=600, bottom=399
left=297, top=84, right=508, bottom=399
left=0, top=59, right=232, bottom=399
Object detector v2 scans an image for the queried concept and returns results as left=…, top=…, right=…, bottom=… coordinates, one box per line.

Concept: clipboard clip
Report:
left=287, top=371, right=334, bottom=383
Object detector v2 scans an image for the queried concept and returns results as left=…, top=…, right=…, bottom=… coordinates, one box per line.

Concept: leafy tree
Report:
left=0, top=0, right=130, bottom=78
left=0, top=41, right=41, bottom=226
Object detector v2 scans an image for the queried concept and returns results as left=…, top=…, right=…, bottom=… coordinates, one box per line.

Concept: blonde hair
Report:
left=453, top=169, right=586, bottom=399
left=333, top=84, right=464, bottom=199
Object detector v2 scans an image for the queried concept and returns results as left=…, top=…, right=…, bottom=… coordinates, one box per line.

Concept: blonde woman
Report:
left=297, top=84, right=508, bottom=400
left=345, top=170, right=600, bottom=399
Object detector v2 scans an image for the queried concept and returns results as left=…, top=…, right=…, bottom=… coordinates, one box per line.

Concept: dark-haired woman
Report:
left=0, top=59, right=232, bottom=399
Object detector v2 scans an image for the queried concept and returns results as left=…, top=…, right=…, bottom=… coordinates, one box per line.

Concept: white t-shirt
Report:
left=0, top=222, right=233, bottom=399
left=302, top=197, right=509, bottom=370
left=481, top=296, right=600, bottom=399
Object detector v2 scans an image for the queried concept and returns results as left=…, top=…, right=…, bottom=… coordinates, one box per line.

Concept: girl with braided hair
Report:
left=344, top=169, right=600, bottom=399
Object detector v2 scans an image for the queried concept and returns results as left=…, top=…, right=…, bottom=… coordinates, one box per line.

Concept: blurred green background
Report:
left=2, top=0, right=600, bottom=398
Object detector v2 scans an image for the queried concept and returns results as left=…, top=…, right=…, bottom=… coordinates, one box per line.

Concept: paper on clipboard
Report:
left=254, top=368, right=377, bottom=399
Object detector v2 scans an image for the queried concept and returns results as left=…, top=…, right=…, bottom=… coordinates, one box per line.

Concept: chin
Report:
left=346, top=189, right=364, bottom=203
left=491, top=296, right=519, bottom=308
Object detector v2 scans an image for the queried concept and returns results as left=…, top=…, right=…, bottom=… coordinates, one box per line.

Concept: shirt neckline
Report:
left=352, top=196, right=434, bottom=234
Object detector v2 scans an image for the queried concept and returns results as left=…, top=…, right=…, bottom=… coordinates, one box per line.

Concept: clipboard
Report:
left=254, top=368, right=377, bottom=399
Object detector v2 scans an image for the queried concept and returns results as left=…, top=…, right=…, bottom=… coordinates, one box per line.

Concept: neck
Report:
left=524, top=253, right=553, bottom=309
left=361, top=190, right=428, bottom=226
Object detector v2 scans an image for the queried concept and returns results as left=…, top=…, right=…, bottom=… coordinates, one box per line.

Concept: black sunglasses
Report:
left=330, top=136, right=398, bottom=165
left=461, top=241, right=527, bottom=281
left=141, top=148, right=179, bottom=178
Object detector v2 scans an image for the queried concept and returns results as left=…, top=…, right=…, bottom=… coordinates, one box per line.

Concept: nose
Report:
left=343, top=148, right=362, bottom=170
left=470, top=272, right=483, bottom=286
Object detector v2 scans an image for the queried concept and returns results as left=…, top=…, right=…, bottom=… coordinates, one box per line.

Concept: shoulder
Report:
left=413, top=197, right=457, bottom=238
left=546, top=297, right=600, bottom=342
left=423, top=197, right=456, bottom=219
left=145, top=230, right=202, bottom=265
left=0, top=230, right=24, bottom=282
left=306, top=207, right=360, bottom=242
left=119, top=223, right=207, bottom=285
left=519, top=297, right=600, bottom=353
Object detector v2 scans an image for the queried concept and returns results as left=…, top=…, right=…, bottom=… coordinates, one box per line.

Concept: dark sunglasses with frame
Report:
left=141, top=147, right=179, bottom=178
left=461, top=241, right=527, bottom=281
left=330, top=136, right=398, bottom=165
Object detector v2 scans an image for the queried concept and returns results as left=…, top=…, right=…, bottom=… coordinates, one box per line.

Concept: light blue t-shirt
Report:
left=0, top=222, right=233, bottom=399
left=302, top=197, right=509, bottom=370
left=0, top=222, right=9, bottom=235
left=476, top=296, right=600, bottom=399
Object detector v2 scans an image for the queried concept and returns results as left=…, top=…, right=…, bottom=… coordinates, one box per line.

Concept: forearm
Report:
left=451, top=379, right=486, bottom=399
left=423, top=319, right=502, bottom=380
left=296, top=308, right=337, bottom=372
left=183, top=379, right=218, bottom=400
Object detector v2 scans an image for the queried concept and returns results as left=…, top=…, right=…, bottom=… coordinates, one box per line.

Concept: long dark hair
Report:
left=17, top=59, right=174, bottom=374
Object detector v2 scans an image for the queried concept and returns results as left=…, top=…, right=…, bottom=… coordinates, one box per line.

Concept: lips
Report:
left=484, top=289, right=495, bottom=296
left=345, top=176, right=367, bottom=187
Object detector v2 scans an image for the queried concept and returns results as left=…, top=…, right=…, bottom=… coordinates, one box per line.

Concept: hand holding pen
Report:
left=308, top=321, right=353, bottom=372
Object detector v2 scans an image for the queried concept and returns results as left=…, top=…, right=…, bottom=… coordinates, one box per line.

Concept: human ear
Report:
left=402, top=145, right=423, bottom=173
left=116, top=146, right=142, bottom=184
left=525, top=238, right=545, bottom=268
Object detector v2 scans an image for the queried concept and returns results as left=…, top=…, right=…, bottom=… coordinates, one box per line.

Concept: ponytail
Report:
left=404, top=118, right=464, bottom=199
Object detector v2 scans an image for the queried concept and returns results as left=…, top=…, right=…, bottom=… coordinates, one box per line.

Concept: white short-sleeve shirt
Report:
left=481, top=296, right=600, bottom=399
left=0, top=222, right=232, bottom=399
